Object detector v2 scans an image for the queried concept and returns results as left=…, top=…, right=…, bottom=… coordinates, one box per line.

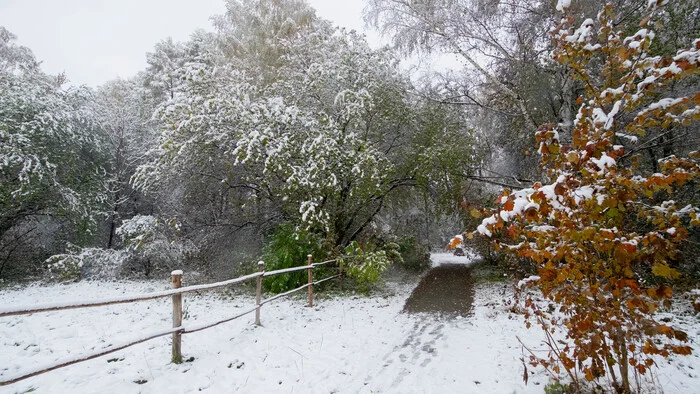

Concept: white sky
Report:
left=0, top=0, right=382, bottom=87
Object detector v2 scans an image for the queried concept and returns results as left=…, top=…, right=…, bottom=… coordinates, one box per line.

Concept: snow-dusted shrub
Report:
left=116, top=215, right=195, bottom=277
left=477, top=2, right=699, bottom=392
left=339, top=241, right=401, bottom=293
left=396, top=237, right=430, bottom=271
left=46, top=245, right=128, bottom=281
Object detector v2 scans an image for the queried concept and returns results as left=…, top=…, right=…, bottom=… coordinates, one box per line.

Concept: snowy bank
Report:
left=0, top=276, right=698, bottom=393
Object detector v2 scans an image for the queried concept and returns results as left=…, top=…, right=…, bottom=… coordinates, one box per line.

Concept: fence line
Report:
left=182, top=306, right=259, bottom=334
left=0, top=261, right=338, bottom=318
left=0, top=255, right=342, bottom=386
left=0, top=326, right=182, bottom=386
left=259, top=274, right=340, bottom=307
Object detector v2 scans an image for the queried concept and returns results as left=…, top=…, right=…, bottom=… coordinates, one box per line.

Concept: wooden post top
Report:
left=171, top=270, right=182, bottom=287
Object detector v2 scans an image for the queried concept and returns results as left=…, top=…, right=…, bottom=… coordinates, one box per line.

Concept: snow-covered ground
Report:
left=430, top=251, right=480, bottom=267
left=1, top=254, right=698, bottom=393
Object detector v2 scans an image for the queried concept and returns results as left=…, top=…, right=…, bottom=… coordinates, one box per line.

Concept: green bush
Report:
left=259, top=223, right=327, bottom=293
left=543, top=381, right=585, bottom=394
left=339, top=241, right=400, bottom=293
left=396, top=237, right=430, bottom=271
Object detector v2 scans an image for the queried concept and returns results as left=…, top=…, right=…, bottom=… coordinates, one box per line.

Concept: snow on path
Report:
left=1, top=269, right=698, bottom=393
left=430, top=250, right=480, bottom=267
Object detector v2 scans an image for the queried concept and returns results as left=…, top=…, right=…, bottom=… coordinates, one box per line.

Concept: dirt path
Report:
left=402, top=263, right=475, bottom=317
left=361, top=260, right=479, bottom=388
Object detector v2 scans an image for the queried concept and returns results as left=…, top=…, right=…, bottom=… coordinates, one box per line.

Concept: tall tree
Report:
left=477, top=1, right=699, bottom=391
left=134, top=0, right=477, bottom=253
left=96, top=77, right=157, bottom=249
left=0, top=27, right=108, bottom=277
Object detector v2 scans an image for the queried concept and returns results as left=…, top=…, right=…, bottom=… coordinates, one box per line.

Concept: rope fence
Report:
left=0, top=255, right=342, bottom=386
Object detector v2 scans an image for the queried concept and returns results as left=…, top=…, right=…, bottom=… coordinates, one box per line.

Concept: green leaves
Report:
left=338, top=241, right=399, bottom=293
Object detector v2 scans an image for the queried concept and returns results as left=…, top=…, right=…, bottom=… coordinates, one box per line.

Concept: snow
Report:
left=517, top=275, right=540, bottom=289
left=556, top=0, right=571, bottom=12
left=531, top=225, right=556, bottom=233
left=592, top=107, right=608, bottom=126
left=1, top=264, right=699, bottom=393
left=591, top=153, right=616, bottom=173
left=0, top=272, right=263, bottom=316
left=573, top=185, right=594, bottom=204
left=641, top=98, right=686, bottom=117
left=605, top=100, right=622, bottom=130
left=565, top=19, right=595, bottom=43
left=616, top=132, right=639, bottom=143
left=430, top=251, right=479, bottom=267
left=477, top=215, right=497, bottom=236
left=647, top=0, right=669, bottom=10
left=0, top=276, right=543, bottom=393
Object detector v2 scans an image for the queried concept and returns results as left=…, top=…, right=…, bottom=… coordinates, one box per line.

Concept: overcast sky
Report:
left=0, top=0, right=381, bottom=87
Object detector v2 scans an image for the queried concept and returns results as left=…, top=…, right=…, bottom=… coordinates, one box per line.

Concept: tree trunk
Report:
left=617, top=333, right=631, bottom=394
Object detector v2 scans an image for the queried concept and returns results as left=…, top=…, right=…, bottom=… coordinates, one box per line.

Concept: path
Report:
left=402, top=263, right=475, bottom=316
left=358, top=253, right=483, bottom=390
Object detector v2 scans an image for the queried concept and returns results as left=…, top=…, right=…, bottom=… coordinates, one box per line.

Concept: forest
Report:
left=1, top=0, right=699, bottom=391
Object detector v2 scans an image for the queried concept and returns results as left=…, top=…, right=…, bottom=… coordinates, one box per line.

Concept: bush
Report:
left=544, top=381, right=576, bottom=394
left=477, top=4, right=698, bottom=391
left=259, top=223, right=328, bottom=293
left=339, top=241, right=401, bottom=293
left=117, top=215, right=196, bottom=278
left=46, top=245, right=128, bottom=282
left=396, top=237, right=430, bottom=271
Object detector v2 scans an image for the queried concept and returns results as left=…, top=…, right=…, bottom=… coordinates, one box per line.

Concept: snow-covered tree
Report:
left=365, top=0, right=544, bottom=180
left=96, top=77, right=158, bottom=248
left=212, top=0, right=316, bottom=82
left=134, top=3, right=477, bottom=250
left=0, top=27, right=109, bottom=277
left=476, top=1, right=699, bottom=391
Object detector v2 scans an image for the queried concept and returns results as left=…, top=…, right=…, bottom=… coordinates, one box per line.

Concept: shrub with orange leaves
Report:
left=477, top=1, right=699, bottom=392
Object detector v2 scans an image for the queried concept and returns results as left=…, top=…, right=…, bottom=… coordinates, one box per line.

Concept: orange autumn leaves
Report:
left=476, top=2, right=699, bottom=389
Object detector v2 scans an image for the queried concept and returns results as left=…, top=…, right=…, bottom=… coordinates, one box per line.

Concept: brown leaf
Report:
left=554, top=182, right=566, bottom=196
left=676, top=60, right=691, bottom=70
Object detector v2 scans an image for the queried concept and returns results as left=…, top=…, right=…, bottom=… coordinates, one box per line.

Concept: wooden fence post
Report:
left=171, top=270, right=183, bottom=364
left=255, top=261, right=264, bottom=326
left=307, top=254, right=313, bottom=307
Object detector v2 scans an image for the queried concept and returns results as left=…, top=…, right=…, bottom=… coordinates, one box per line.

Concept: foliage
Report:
left=259, top=223, right=326, bottom=293
left=365, top=0, right=547, bottom=180
left=45, top=245, right=128, bottom=282
left=477, top=1, right=699, bottom=392
left=116, top=215, right=195, bottom=277
left=96, top=77, right=158, bottom=249
left=45, top=215, right=193, bottom=281
left=133, top=1, right=477, bottom=255
left=339, top=241, right=401, bottom=293
left=543, top=380, right=576, bottom=394
left=396, top=237, right=431, bottom=271
left=0, top=27, right=109, bottom=278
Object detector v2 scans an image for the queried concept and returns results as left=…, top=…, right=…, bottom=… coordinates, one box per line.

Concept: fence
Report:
left=0, top=255, right=340, bottom=386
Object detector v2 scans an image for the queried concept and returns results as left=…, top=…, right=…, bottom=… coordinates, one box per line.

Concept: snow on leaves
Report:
left=477, top=2, right=698, bottom=390
left=1, top=29, right=108, bottom=223
left=133, top=26, right=400, bottom=234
